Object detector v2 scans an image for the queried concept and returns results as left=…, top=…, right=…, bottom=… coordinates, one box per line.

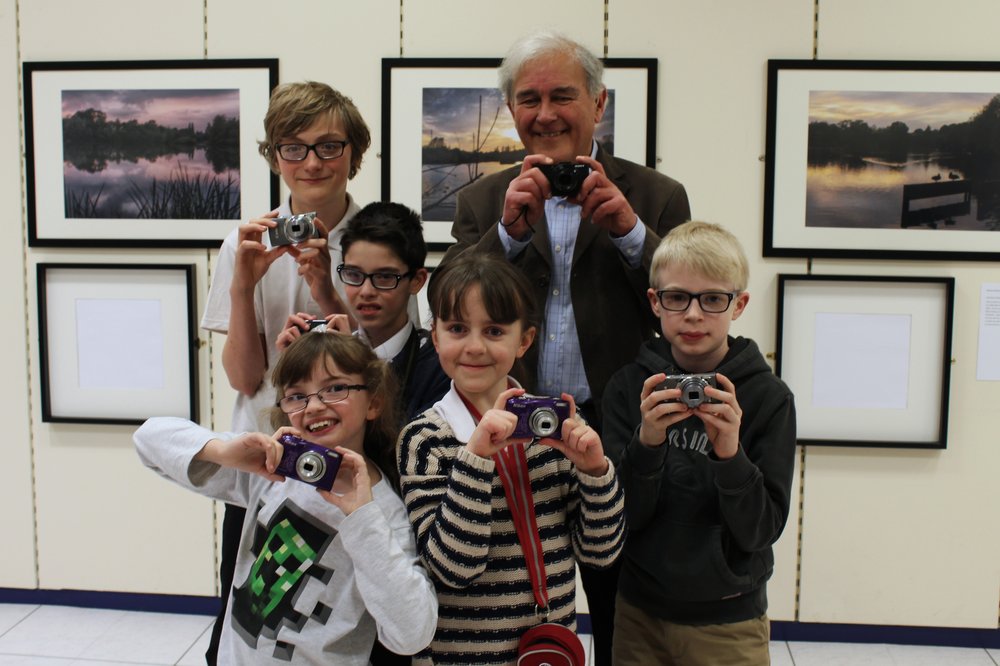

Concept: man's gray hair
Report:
left=498, top=30, right=605, bottom=101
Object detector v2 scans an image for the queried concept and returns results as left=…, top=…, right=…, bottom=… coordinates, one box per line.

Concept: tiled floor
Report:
left=0, top=603, right=996, bottom=665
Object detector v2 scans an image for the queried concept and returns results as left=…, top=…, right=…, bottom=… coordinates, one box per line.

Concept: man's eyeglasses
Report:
left=337, top=264, right=413, bottom=290
left=276, top=384, right=368, bottom=414
left=274, top=140, right=348, bottom=161
left=655, top=290, right=737, bottom=313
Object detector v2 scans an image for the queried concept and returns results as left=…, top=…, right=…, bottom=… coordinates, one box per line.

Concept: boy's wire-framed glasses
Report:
left=337, top=264, right=413, bottom=290
left=656, top=290, right=737, bottom=313
left=276, top=384, right=368, bottom=414
left=274, top=140, right=348, bottom=161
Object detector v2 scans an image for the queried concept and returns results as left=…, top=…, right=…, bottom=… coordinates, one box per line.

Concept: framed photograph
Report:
left=775, top=274, right=954, bottom=448
left=381, top=57, right=657, bottom=249
left=764, top=59, right=1000, bottom=261
left=24, top=59, right=279, bottom=248
left=37, top=263, right=199, bottom=425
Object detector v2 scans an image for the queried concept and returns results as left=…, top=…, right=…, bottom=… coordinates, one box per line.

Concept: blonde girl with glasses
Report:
left=134, top=333, right=436, bottom=665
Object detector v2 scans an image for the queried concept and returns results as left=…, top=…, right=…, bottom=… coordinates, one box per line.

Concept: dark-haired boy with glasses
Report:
left=278, top=201, right=449, bottom=424
left=601, top=221, right=796, bottom=666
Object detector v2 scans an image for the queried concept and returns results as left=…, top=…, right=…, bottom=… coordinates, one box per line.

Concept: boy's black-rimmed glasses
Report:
left=337, top=264, right=413, bottom=290
left=274, top=140, right=348, bottom=161
left=655, top=290, right=737, bottom=313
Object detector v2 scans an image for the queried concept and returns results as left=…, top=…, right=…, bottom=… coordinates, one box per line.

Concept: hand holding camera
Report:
left=639, top=372, right=742, bottom=457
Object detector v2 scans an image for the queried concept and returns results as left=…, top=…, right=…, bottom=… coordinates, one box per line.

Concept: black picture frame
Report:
left=37, top=263, right=199, bottom=425
left=775, top=274, right=954, bottom=449
left=381, top=57, right=658, bottom=249
left=24, top=58, right=279, bottom=248
left=764, top=59, right=1000, bottom=261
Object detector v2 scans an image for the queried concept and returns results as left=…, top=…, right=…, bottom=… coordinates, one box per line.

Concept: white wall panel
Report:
left=19, top=0, right=204, bottom=60
left=610, top=0, right=816, bottom=621
left=0, top=0, right=38, bottom=590
left=206, top=0, right=402, bottom=210
left=402, top=1, right=604, bottom=58
left=27, top=251, right=216, bottom=594
left=818, top=0, right=1000, bottom=60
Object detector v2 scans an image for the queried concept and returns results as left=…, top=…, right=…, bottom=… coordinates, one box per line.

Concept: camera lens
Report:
left=296, top=451, right=327, bottom=482
left=678, top=377, right=708, bottom=408
left=528, top=407, right=559, bottom=438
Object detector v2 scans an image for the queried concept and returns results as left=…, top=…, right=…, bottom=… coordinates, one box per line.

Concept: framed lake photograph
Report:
left=381, top=57, right=657, bottom=249
left=37, top=263, right=198, bottom=425
left=24, top=59, right=279, bottom=248
left=775, top=274, right=954, bottom=449
left=764, top=60, right=1000, bottom=261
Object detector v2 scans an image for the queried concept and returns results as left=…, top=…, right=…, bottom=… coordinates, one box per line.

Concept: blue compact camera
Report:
left=506, top=394, right=571, bottom=440
left=275, top=433, right=342, bottom=490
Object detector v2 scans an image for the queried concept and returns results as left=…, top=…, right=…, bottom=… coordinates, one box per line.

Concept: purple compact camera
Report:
left=656, top=373, right=720, bottom=408
left=505, top=394, right=571, bottom=440
left=275, top=434, right=342, bottom=490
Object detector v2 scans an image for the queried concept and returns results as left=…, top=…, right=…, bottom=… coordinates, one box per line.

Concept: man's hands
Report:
left=500, top=154, right=638, bottom=241
left=638, top=372, right=743, bottom=459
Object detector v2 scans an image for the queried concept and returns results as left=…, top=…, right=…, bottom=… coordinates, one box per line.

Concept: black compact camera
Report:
left=275, top=433, right=342, bottom=490
left=268, top=211, right=320, bottom=246
left=506, top=394, right=571, bottom=440
left=656, top=373, right=720, bottom=409
left=298, top=319, right=329, bottom=333
left=538, top=162, right=590, bottom=197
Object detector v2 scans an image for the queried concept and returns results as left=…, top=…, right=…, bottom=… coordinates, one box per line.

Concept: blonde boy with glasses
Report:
left=601, top=221, right=797, bottom=666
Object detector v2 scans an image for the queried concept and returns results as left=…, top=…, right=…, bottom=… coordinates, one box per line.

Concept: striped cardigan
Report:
left=397, top=385, right=626, bottom=665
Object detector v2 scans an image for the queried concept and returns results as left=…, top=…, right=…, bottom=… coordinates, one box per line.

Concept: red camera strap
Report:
left=457, top=391, right=550, bottom=614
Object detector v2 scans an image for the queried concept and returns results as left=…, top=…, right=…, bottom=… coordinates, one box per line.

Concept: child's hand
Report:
left=276, top=311, right=318, bottom=351
left=198, top=432, right=285, bottom=482
left=540, top=393, right=609, bottom=476
left=691, top=372, right=742, bottom=459
left=637, top=373, right=697, bottom=447
left=286, top=216, right=344, bottom=316
left=466, top=387, right=532, bottom=458
left=231, top=211, right=289, bottom=290
left=317, top=447, right=373, bottom=515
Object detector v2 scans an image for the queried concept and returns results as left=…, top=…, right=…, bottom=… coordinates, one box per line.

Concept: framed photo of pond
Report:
left=24, top=59, right=279, bottom=248
left=764, top=59, right=1000, bottom=261
left=775, top=274, right=954, bottom=449
left=37, top=263, right=198, bottom=425
left=381, top=57, right=657, bottom=249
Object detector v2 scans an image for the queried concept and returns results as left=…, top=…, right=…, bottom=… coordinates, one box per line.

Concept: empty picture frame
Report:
left=775, top=274, right=954, bottom=448
left=37, top=263, right=198, bottom=425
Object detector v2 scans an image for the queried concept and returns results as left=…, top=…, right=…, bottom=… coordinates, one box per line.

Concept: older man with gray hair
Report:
left=441, top=29, right=692, bottom=665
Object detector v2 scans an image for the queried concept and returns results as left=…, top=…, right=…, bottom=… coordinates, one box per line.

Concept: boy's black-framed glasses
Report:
left=276, top=384, right=369, bottom=414
left=656, top=289, right=737, bottom=313
left=274, top=140, right=348, bottom=161
left=337, top=264, right=413, bottom=290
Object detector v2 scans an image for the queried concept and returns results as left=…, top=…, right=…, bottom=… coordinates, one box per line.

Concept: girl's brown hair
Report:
left=427, top=252, right=539, bottom=329
left=268, top=333, right=400, bottom=490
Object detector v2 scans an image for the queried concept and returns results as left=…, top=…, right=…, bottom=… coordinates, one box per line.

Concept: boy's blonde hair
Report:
left=649, top=221, right=749, bottom=292
left=257, top=81, right=371, bottom=179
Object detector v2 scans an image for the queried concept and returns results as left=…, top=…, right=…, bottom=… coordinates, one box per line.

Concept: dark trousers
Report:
left=205, top=502, right=245, bottom=665
left=580, top=558, right=621, bottom=666
left=575, top=399, right=619, bottom=666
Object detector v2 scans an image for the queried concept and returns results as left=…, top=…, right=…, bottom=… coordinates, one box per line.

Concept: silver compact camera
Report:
left=268, top=211, right=320, bottom=246
left=657, top=373, right=720, bottom=408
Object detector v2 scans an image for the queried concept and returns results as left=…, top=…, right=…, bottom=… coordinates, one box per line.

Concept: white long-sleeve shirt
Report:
left=135, top=417, right=437, bottom=665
